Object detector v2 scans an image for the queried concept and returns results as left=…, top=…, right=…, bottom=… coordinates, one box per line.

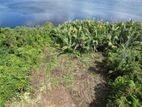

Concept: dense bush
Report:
left=105, top=40, right=142, bottom=106
left=50, top=20, right=142, bottom=53
left=107, top=77, right=142, bottom=107
left=50, top=20, right=108, bottom=53
left=0, top=25, right=53, bottom=106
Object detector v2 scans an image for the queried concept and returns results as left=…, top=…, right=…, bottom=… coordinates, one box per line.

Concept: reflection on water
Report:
left=0, top=0, right=142, bottom=27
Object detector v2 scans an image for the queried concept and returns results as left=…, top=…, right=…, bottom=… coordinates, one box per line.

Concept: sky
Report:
left=0, top=0, right=142, bottom=27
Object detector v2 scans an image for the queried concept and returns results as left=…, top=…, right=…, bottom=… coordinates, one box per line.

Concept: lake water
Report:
left=0, top=0, right=142, bottom=27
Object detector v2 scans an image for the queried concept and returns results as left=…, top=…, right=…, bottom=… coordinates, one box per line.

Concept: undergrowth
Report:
left=0, top=23, right=53, bottom=106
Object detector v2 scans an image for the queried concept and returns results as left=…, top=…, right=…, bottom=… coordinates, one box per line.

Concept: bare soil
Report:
left=8, top=52, right=110, bottom=107
left=37, top=53, right=109, bottom=107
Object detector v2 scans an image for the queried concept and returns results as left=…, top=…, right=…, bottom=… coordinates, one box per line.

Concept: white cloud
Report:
left=0, top=0, right=142, bottom=27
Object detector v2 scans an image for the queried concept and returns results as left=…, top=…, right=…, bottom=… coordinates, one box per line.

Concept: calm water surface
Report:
left=0, top=0, right=142, bottom=27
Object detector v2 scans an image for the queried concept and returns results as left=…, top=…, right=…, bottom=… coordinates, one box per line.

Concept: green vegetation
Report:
left=0, top=20, right=142, bottom=107
left=50, top=20, right=142, bottom=106
left=0, top=24, right=53, bottom=106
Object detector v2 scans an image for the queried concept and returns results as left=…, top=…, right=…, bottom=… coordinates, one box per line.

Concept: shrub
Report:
left=50, top=20, right=108, bottom=53
left=0, top=25, right=53, bottom=106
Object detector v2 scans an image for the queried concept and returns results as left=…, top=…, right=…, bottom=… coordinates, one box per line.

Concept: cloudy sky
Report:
left=0, top=0, right=142, bottom=27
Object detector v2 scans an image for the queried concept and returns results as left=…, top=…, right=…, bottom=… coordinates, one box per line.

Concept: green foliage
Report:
left=0, top=25, right=53, bottom=106
left=50, top=20, right=142, bottom=54
left=105, top=21, right=142, bottom=47
left=107, top=77, right=142, bottom=107
left=106, top=45, right=142, bottom=79
left=50, top=20, right=107, bottom=53
left=104, top=22, right=142, bottom=107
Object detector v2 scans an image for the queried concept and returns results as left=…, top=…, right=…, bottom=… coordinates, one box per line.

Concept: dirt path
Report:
left=35, top=53, right=110, bottom=107
left=8, top=52, right=110, bottom=107
left=88, top=60, right=110, bottom=107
